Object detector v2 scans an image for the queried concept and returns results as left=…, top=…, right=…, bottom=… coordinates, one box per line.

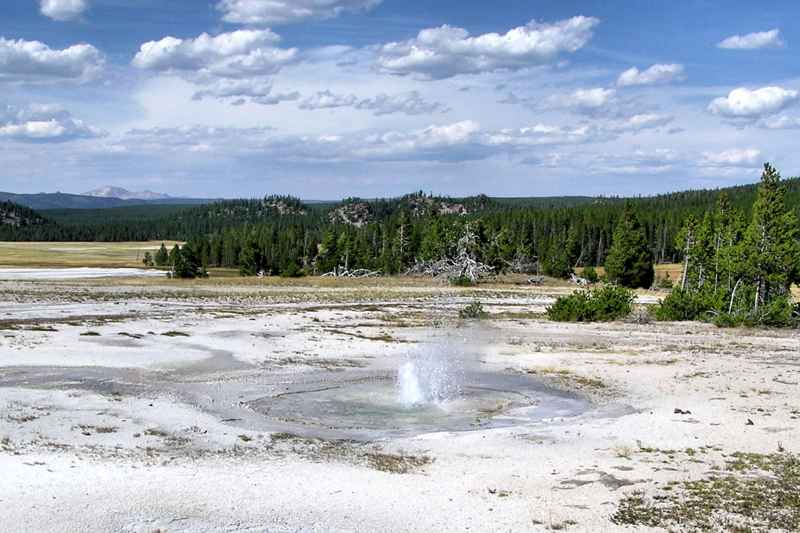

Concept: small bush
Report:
left=756, top=296, right=797, bottom=327
left=654, top=288, right=716, bottom=321
left=546, top=290, right=591, bottom=322
left=711, top=312, right=744, bottom=328
left=657, top=273, right=674, bottom=289
left=280, top=263, right=305, bottom=278
left=449, top=275, right=476, bottom=287
left=547, top=285, right=635, bottom=322
left=459, top=301, right=488, bottom=319
left=582, top=266, right=599, bottom=283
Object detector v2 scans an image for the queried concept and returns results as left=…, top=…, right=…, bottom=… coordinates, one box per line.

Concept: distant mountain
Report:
left=83, top=186, right=172, bottom=201
left=0, top=191, right=213, bottom=210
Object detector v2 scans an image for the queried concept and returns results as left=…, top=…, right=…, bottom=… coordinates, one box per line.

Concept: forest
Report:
left=2, top=174, right=800, bottom=281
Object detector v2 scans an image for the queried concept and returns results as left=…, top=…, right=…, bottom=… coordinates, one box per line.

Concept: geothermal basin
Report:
left=243, top=343, right=590, bottom=440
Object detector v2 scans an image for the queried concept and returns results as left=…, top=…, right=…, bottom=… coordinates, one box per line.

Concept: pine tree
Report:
left=542, top=232, right=573, bottom=279
left=741, top=164, right=800, bottom=311
left=238, top=234, right=261, bottom=276
left=154, top=243, right=169, bottom=266
left=604, top=203, right=654, bottom=288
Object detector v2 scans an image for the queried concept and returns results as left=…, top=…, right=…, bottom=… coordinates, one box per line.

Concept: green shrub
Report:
left=280, top=263, right=305, bottom=278
left=546, top=290, right=592, bottom=322
left=754, top=296, right=797, bottom=328
left=590, top=285, right=637, bottom=320
left=547, top=285, right=635, bottom=322
left=582, top=266, right=599, bottom=283
left=657, top=273, right=674, bottom=289
left=449, top=275, right=476, bottom=287
left=654, top=288, right=716, bottom=321
left=459, top=301, right=488, bottom=319
left=711, top=312, right=745, bottom=328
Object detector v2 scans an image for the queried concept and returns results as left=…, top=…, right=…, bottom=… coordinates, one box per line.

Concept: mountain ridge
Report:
left=82, top=186, right=172, bottom=201
left=0, top=191, right=213, bottom=210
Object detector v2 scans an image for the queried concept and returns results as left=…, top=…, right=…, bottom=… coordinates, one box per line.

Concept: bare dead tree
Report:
left=405, top=223, right=495, bottom=283
left=322, top=267, right=382, bottom=278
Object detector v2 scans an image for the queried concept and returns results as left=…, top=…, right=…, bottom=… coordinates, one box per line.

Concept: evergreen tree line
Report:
left=656, top=164, right=800, bottom=325
left=3, top=175, right=800, bottom=285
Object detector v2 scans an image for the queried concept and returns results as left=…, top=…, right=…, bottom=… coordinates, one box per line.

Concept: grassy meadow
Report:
left=0, top=241, right=182, bottom=268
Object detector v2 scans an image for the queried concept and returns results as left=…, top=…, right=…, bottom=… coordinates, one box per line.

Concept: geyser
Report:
left=246, top=335, right=590, bottom=440
left=396, top=351, right=463, bottom=408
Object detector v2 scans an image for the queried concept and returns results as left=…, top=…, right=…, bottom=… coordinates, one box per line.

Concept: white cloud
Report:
left=39, top=0, right=88, bottom=21
left=0, top=103, right=104, bottom=142
left=708, top=86, right=798, bottom=119
left=543, top=87, right=616, bottom=111
left=118, top=121, right=488, bottom=163
left=757, top=115, right=800, bottom=129
left=133, top=30, right=298, bottom=104
left=718, top=29, right=784, bottom=50
left=299, top=90, right=358, bottom=110
left=485, top=123, right=600, bottom=147
left=608, top=113, right=674, bottom=132
left=217, top=0, right=381, bottom=25
left=616, top=63, right=685, bottom=87
left=377, top=16, right=599, bottom=79
left=299, top=90, right=448, bottom=115
left=191, top=77, right=300, bottom=106
left=0, top=37, right=104, bottom=83
left=132, top=30, right=296, bottom=77
left=588, top=149, right=680, bottom=175
left=113, top=119, right=606, bottom=165
left=700, top=148, right=762, bottom=167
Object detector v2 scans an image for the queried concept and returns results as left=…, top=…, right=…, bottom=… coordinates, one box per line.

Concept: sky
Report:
left=1, top=0, right=799, bottom=199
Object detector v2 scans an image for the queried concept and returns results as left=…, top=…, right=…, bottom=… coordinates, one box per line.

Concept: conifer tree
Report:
left=154, top=243, right=169, bottom=266
left=741, top=164, right=800, bottom=311
left=604, top=203, right=654, bottom=288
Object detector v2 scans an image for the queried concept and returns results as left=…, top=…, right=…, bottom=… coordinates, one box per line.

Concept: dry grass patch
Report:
left=365, top=452, right=432, bottom=474
left=613, top=452, right=800, bottom=531
left=0, top=241, right=182, bottom=268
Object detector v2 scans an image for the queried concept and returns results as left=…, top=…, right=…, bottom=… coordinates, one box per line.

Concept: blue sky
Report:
left=1, top=0, right=799, bottom=199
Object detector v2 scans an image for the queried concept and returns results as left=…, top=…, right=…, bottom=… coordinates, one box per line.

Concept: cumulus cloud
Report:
left=718, top=29, right=784, bottom=50
left=133, top=30, right=298, bottom=104
left=217, top=0, right=381, bottom=25
left=113, top=109, right=676, bottom=167
left=588, top=149, right=680, bottom=175
left=606, top=113, right=674, bottom=132
left=299, top=90, right=448, bottom=115
left=700, top=148, right=762, bottom=167
left=132, top=30, right=296, bottom=77
left=377, top=16, right=599, bottom=79
left=299, top=90, right=358, bottom=110
left=0, top=37, right=104, bottom=83
left=542, top=88, right=616, bottom=112
left=0, top=103, right=104, bottom=142
left=120, top=125, right=275, bottom=155
left=191, top=77, right=300, bottom=106
left=616, top=63, right=685, bottom=87
left=485, top=123, right=600, bottom=148
left=39, top=0, right=88, bottom=21
left=118, top=121, right=488, bottom=163
left=757, top=115, right=800, bottom=129
left=708, top=86, right=798, bottom=119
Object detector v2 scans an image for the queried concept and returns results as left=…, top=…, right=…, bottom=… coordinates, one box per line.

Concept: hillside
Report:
left=1, top=201, right=48, bottom=228
left=0, top=191, right=213, bottom=210
left=0, top=201, right=55, bottom=241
